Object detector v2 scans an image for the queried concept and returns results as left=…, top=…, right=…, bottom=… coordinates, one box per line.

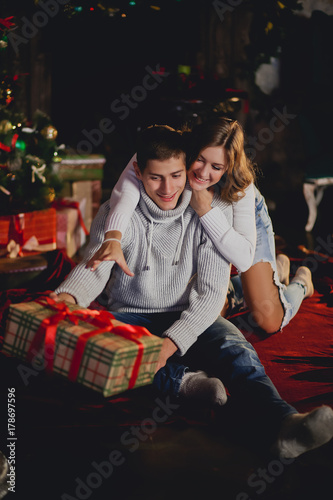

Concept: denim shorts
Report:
left=252, top=186, right=292, bottom=328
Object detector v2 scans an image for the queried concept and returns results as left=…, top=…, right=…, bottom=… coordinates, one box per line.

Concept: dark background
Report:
left=2, top=0, right=333, bottom=249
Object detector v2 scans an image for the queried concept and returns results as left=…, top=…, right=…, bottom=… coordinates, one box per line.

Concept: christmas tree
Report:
left=0, top=16, right=62, bottom=215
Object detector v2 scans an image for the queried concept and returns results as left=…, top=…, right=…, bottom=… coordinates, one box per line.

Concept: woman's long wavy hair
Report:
left=185, top=117, right=256, bottom=203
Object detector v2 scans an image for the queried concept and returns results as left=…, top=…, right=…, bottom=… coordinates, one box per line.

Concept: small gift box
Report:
left=2, top=298, right=163, bottom=397
left=0, top=208, right=57, bottom=251
left=59, top=180, right=99, bottom=232
left=54, top=198, right=89, bottom=258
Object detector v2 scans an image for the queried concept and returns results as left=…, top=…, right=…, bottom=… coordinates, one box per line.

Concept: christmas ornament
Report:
left=0, top=119, right=12, bottom=134
left=0, top=36, right=8, bottom=49
left=15, top=138, right=26, bottom=152
left=46, top=187, right=56, bottom=204
left=40, top=125, right=58, bottom=140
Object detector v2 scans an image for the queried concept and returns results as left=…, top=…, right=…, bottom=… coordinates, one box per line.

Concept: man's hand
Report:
left=49, top=292, right=76, bottom=304
left=190, top=188, right=214, bottom=217
left=85, top=240, right=134, bottom=275
left=155, top=337, right=178, bottom=373
left=85, top=229, right=134, bottom=276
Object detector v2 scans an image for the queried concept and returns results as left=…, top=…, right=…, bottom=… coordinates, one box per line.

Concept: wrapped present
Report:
left=2, top=298, right=163, bottom=397
left=59, top=180, right=101, bottom=232
left=54, top=199, right=89, bottom=258
left=0, top=208, right=57, bottom=251
left=57, top=154, right=105, bottom=181
left=91, top=180, right=102, bottom=219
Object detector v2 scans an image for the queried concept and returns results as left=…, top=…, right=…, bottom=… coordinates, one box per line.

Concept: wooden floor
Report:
left=0, top=349, right=333, bottom=500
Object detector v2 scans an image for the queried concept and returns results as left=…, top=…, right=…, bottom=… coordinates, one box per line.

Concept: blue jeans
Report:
left=112, top=311, right=297, bottom=438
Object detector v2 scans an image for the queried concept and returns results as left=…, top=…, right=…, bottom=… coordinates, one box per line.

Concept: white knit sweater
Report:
left=56, top=184, right=233, bottom=355
left=105, top=154, right=256, bottom=272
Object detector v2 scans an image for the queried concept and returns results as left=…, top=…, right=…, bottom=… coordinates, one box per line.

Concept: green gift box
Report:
left=2, top=299, right=163, bottom=397
left=57, top=155, right=105, bottom=181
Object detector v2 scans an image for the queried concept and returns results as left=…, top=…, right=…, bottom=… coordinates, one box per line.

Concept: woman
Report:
left=87, top=118, right=313, bottom=333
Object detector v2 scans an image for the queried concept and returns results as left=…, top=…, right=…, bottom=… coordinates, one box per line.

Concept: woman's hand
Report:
left=190, top=187, right=214, bottom=217
left=85, top=240, right=134, bottom=276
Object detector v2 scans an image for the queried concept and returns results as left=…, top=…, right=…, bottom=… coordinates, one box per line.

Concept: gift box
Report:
left=54, top=199, right=89, bottom=258
left=59, top=180, right=101, bottom=232
left=2, top=299, right=163, bottom=397
left=91, top=180, right=102, bottom=219
left=57, top=154, right=105, bottom=181
left=0, top=208, right=57, bottom=251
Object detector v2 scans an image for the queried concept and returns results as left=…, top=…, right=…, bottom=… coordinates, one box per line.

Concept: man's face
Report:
left=134, top=156, right=187, bottom=210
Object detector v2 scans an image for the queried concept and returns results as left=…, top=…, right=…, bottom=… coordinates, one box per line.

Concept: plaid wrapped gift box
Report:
left=2, top=299, right=164, bottom=397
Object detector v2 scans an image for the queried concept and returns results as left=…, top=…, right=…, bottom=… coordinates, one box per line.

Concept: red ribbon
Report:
left=27, top=298, right=84, bottom=371
left=0, top=134, right=19, bottom=153
left=0, top=17, right=15, bottom=29
left=0, top=142, right=11, bottom=153
left=27, top=297, right=153, bottom=390
left=52, top=198, right=89, bottom=236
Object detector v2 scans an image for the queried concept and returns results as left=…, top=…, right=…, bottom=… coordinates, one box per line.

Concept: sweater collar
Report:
left=138, top=181, right=192, bottom=221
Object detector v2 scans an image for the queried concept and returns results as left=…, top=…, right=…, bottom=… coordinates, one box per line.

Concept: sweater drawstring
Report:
left=172, top=213, right=184, bottom=266
left=144, top=214, right=184, bottom=271
left=146, top=219, right=154, bottom=271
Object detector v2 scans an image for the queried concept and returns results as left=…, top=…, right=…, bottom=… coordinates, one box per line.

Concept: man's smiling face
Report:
left=134, top=156, right=187, bottom=210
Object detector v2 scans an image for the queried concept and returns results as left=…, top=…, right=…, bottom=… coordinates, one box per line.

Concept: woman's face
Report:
left=187, top=146, right=228, bottom=191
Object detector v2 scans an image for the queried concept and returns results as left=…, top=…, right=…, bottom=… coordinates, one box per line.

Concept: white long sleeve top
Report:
left=105, top=154, right=256, bottom=272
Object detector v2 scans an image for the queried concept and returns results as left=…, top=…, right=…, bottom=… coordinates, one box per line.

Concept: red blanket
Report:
left=0, top=252, right=332, bottom=417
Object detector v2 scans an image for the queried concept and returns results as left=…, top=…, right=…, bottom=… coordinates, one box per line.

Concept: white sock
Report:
left=179, top=370, right=227, bottom=406
left=276, top=254, right=290, bottom=285
left=291, top=266, right=314, bottom=299
left=272, top=406, right=333, bottom=458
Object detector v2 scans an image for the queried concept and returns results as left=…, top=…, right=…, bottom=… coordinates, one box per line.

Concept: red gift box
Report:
left=0, top=208, right=57, bottom=250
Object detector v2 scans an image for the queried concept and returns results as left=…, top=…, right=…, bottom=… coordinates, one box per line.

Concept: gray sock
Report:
left=272, top=406, right=333, bottom=458
left=179, top=370, right=227, bottom=406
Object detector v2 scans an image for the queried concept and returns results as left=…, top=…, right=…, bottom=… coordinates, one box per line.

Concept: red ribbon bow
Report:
left=27, top=297, right=153, bottom=390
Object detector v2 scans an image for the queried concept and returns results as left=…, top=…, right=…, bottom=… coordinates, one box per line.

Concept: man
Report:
left=53, top=125, right=333, bottom=459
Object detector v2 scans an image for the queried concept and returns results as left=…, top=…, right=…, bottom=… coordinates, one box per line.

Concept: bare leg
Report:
left=241, top=262, right=284, bottom=334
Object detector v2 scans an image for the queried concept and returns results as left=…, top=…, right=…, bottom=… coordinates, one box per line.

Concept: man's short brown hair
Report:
left=136, top=125, right=186, bottom=172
